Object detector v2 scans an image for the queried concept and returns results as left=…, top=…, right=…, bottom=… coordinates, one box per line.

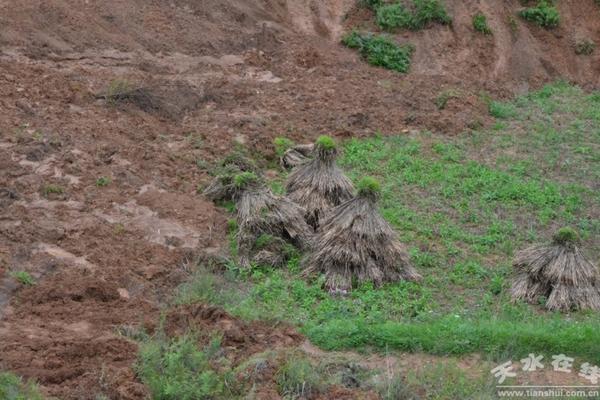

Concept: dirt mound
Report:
left=165, top=304, right=303, bottom=360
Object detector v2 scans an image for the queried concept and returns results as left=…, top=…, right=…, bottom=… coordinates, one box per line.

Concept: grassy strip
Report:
left=305, top=317, right=600, bottom=364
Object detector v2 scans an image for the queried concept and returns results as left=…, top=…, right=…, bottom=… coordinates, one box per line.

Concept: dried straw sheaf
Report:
left=286, top=136, right=354, bottom=229
left=235, top=172, right=312, bottom=267
left=280, top=143, right=314, bottom=169
left=203, top=153, right=258, bottom=202
left=511, top=227, right=600, bottom=312
left=303, top=177, right=421, bottom=293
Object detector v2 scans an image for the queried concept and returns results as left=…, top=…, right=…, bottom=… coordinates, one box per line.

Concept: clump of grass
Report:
left=488, top=101, right=517, bottom=119
left=552, top=226, right=580, bottom=245
left=435, top=89, right=460, bottom=110
left=472, top=13, right=492, bottom=35
left=315, top=135, right=336, bottom=151
left=137, top=335, right=226, bottom=400
left=274, top=137, right=295, bottom=157
left=376, top=0, right=451, bottom=31
left=10, top=271, right=35, bottom=286
left=233, top=171, right=259, bottom=189
left=104, top=79, right=133, bottom=105
left=519, top=1, right=559, bottom=28
left=42, top=184, right=64, bottom=197
left=0, top=372, right=44, bottom=400
left=574, top=39, right=595, bottom=55
left=342, top=31, right=414, bottom=73
left=356, top=176, right=381, bottom=197
left=276, top=354, right=323, bottom=399
left=95, top=176, right=111, bottom=187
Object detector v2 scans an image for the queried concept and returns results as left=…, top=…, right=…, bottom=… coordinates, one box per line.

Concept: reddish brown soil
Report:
left=0, top=0, right=599, bottom=398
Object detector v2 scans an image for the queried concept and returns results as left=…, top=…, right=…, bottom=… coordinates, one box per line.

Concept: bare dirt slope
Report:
left=0, top=0, right=599, bottom=398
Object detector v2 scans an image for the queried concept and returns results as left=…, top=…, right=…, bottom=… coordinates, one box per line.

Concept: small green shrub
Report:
left=276, top=355, right=323, bottom=399
left=342, top=31, right=414, bottom=73
left=274, top=137, right=295, bottom=157
left=574, top=39, right=595, bottom=55
left=10, top=271, right=35, bottom=286
left=519, top=1, right=559, bottom=28
left=488, top=101, right=517, bottom=119
left=233, top=171, right=258, bottom=188
left=95, top=176, right=111, bottom=187
left=376, top=0, right=451, bottom=31
left=137, top=336, right=225, bottom=400
left=472, top=13, right=492, bottom=34
left=0, top=372, right=44, bottom=400
left=42, top=184, right=64, bottom=197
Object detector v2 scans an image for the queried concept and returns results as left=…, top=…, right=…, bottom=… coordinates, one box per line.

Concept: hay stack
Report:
left=511, top=227, right=600, bottom=312
left=280, top=143, right=314, bottom=169
left=286, top=136, right=354, bottom=229
left=203, top=153, right=258, bottom=202
left=304, top=177, right=421, bottom=293
left=234, top=172, right=312, bottom=267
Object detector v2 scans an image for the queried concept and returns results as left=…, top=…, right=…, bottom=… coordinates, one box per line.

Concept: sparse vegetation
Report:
left=95, top=176, right=111, bottom=187
left=342, top=31, right=415, bottom=73
left=137, top=335, right=228, bottom=400
left=574, top=39, right=596, bottom=55
left=0, top=372, right=44, bottom=400
left=273, top=137, right=295, bottom=157
left=104, top=79, right=133, bottom=105
left=42, top=184, right=64, bottom=197
left=519, top=0, right=559, bottom=28
left=276, top=354, right=323, bottom=398
left=178, top=82, right=600, bottom=367
left=376, top=0, right=452, bottom=31
left=435, top=89, right=460, bottom=110
left=10, top=271, right=35, bottom=286
left=472, top=13, right=492, bottom=35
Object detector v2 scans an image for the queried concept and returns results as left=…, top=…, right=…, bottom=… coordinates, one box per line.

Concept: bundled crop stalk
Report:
left=511, top=228, right=600, bottom=312
left=303, top=177, right=421, bottom=293
left=203, top=153, right=258, bottom=201
left=280, top=143, right=314, bottom=169
left=286, top=136, right=354, bottom=229
left=234, top=172, right=312, bottom=268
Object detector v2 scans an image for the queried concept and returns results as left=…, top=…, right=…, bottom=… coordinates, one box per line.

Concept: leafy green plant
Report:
left=0, top=372, right=44, bottom=400
left=137, top=335, right=225, bottom=400
left=276, top=354, right=323, bottom=398
left=472, top=13, right=492, bottom=34
left=42, top=184, right=64, bottom=197
left=342, top=31, right=414, bottom=73
left=274, top=137, right=295, bottom=157
left=96, top=176, right=111, bottom=187
left=376, top=0, right=451, bottom=31
left=10, top=271, right=35, bottom=286
left=519, top=1, right=559, bottom=28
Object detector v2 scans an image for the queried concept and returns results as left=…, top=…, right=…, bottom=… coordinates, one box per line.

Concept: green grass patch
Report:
left=519, top=0, right=559, bottom=28
left=376, top=0, right=451, bottom=31
left=472, top=13, right=492, bottom=35
left=137, top=335, right=232, bottom=400
left=10, top=271, right=35, bottom=286
left=0, top=372, right=44, bottom=400
left=342, top=31, right=414, bottom=73
left=178, top=82, right=600, bottom=369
